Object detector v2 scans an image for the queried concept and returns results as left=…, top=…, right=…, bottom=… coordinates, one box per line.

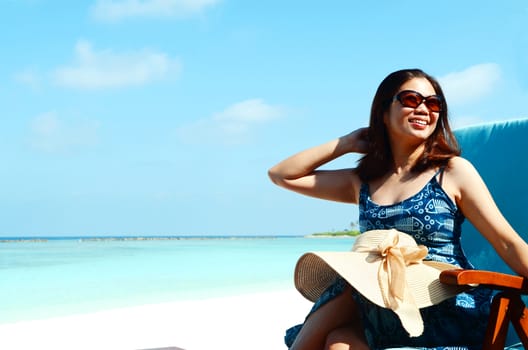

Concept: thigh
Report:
left=290, top=285, right=364, bottom=350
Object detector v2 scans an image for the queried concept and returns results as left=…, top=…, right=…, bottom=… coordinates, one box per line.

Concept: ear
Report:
left=383, top=110, right=390, bottom=126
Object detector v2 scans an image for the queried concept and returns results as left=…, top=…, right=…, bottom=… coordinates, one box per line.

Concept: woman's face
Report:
left=384, top=77, right=440, bottom=146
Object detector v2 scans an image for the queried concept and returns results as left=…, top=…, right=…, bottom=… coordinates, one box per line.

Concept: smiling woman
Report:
left=268, top=68, right=528, bottom=350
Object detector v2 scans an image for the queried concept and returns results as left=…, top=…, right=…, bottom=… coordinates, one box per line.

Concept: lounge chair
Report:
left=440, top=118, right=528, bottom=349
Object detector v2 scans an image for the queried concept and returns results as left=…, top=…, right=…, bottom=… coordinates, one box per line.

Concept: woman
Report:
left=268, top=69, right=528, bottom=349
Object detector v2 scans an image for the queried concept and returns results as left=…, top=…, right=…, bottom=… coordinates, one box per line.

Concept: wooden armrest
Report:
left=440, top=269, right=528, bottom=293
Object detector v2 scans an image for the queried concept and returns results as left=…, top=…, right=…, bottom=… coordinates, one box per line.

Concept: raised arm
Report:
left=446, top=157, right=528, bottom=277
left=268, top=128, right=368, bottom=204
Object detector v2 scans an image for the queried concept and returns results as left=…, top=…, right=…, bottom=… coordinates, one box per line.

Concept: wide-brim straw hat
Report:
left=294, top=229, right=468, bottom=337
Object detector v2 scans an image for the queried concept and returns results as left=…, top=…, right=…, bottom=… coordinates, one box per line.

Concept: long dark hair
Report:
left=356, top=69, right=460, bottom=182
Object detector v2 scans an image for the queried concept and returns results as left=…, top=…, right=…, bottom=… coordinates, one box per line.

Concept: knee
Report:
left=325, top=326, right=350, bottom=350
left=324, top=325, right=369, bottom=350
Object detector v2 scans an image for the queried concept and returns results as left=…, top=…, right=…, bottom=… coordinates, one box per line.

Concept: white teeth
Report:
left=410, top=119, right=427, bottom=125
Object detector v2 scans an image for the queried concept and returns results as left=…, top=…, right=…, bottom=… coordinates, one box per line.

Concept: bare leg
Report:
left=325, top=324, right=369, bottom=350
left=290, top=286, right=368, bottom=350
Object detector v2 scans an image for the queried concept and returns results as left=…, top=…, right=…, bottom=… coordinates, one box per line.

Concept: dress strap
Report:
left=434, top=166, right=446, bottom=185
left=359, top=183, right=370, bottom=204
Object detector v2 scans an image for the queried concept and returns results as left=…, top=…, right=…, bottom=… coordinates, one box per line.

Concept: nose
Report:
left=414, top=101, right=430, bottom=114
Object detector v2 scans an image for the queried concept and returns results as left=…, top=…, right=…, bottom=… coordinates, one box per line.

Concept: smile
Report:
left=409, top=118, right=428, bottom=126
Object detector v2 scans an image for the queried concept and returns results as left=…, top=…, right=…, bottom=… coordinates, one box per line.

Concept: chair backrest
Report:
left=455, top=118, right=528, bottom=274
left=455, top=118, right=528, bottom=348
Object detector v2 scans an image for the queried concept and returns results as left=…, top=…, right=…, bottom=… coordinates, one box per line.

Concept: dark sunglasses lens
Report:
left=399, top=92, right=421, bottom=108
left=425, top=97, right=442, bottom=112
left=398, top=91, right=443, bottom=112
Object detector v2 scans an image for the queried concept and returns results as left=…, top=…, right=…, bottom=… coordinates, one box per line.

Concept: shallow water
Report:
left=0, top=236, right=354, bottom=323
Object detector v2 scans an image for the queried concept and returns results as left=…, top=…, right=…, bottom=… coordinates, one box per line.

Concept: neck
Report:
left=390, top=142, right=426, bottom=175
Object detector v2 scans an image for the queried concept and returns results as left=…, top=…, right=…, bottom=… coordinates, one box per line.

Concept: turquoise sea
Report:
left=0, top=236, right=354, bottom=324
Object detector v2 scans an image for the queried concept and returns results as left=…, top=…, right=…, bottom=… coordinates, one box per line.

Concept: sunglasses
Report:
left=393, top=90, right=443, bottom=112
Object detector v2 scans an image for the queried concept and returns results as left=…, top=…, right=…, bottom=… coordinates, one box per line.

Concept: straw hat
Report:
left=294, top=229, right=468, bottom=337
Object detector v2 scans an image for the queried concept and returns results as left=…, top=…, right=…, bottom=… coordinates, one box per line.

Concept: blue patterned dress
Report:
left=285, top=171, right=492, bottom=350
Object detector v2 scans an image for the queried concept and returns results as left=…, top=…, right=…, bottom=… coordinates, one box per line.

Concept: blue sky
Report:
left=1, top=1, right=527, bottom=237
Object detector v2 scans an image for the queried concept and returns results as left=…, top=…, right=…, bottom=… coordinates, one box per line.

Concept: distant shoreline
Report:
left=305, top=230, right=360, bottom=238
left=0, top=235, right=306, bottom=243
left=0, top=232, right=361, bottom=243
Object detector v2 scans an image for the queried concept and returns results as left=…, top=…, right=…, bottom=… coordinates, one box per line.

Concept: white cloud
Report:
left=176, top=99, right=285, bottom=145
left=29, top=112, right=100, bottom=153
left=450, top=114, right=485, bottom=130
left=439, top=63, right=501, bottom=105
left=213, top=98, right=283, bottom=123
left=52, top=40, right=181, bottom=89
left=13, top=68, right=41, bottom=89
left=91, top=0, right=220, bottom=21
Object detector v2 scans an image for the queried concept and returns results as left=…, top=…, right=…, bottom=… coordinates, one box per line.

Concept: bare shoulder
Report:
left=445, top=156, right=479, bottom=179
left=443, top=156, right=484, bottom=202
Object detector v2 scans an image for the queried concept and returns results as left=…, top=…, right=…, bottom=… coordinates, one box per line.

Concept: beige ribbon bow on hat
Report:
left=357, top=229, right=428, bottom=336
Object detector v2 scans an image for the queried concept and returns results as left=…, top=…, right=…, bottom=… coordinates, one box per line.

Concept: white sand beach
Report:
left=0, top=289, right=312, bottom=350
